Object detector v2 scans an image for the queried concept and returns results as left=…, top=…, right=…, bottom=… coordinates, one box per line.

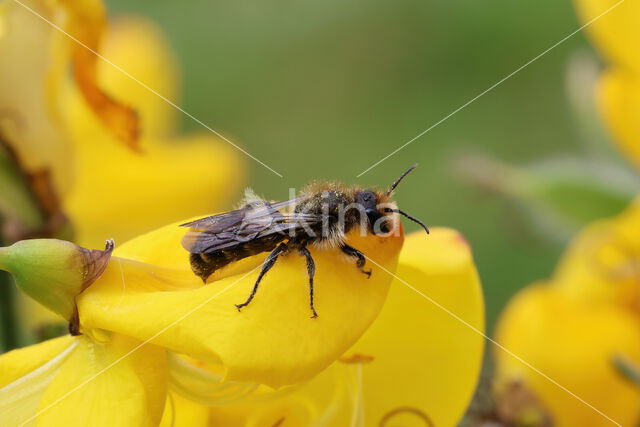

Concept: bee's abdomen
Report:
left=190, top=236, right=284, bottom=282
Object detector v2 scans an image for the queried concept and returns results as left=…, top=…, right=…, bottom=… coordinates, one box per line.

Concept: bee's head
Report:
left=355, top=190, right=386, bottom=233
left=357, top=164, right=430, bottom=236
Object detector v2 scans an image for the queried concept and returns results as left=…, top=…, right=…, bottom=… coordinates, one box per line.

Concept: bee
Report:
left=181, top=165, right=429, bottom=317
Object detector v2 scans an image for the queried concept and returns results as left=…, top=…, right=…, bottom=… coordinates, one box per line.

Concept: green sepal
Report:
left=0, top=239, right=114, bottom=321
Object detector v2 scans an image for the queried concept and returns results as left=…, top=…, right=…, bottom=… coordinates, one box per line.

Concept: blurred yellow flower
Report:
left=0, top=0, right=139, bottom=194
left=1, top=0, right=245, bottom=336
left=552, top=196, right=640, bottom=310
left=60, top=16, right=244, bottom=247
left=574, top=0, right=640, bottom=72
left=574, top=0, right=640, bottom=168
left=598, top=68, right=640, bottom=169
left=0, top=0, right=245, bottom=246
left=494, top=197, right=640, bottom=426
left=495, top=284, right=640, bottom=427
left=493, top=4, right=640, bottom=424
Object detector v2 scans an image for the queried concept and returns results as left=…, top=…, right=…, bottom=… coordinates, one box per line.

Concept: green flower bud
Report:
left=0, top=239, right=114, bottom=326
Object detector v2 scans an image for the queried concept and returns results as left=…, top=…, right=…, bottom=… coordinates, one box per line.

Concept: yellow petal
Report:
left=210, top=363, right=359, bottom=427
left=0, top=332, right=168, bottom=426
left=0, top=335, right=75, bottom=388
left=113, top=217, right=261, bottom=277
left=0, top=2, right=7, bottom=38
left=78, top=222, right=403, bottom=388
left=160, top=392, right=210, bottom=427
left=161, top=228, right=484, bottom=427
left=553, top=196, right=640, bottom=309
left=574, top=0, right=640, bottom=71
left=39, top=333, right=167, bottom=426
left=348, top=229, right=485, bottom=426
left=62, top=132, right=244, bottom=248
left=0, top=336, right=77, bottom=426
left=0, top=334, right=168, bottom=425
left=598, top=68, right=640, bottom=169
left=161, top=357, right=359, bottom=427
left=495, top=284, right=640, bottom=426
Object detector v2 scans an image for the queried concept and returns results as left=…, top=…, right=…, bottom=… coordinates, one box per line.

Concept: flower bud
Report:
left=0, top=239, right=114, bottom=323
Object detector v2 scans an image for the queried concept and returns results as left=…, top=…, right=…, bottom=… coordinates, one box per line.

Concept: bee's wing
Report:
left=255, top=214, right=325, bottom=237
left=181, top=198, right=320, bottom=254
left=180, top=198, right=299, bottom=232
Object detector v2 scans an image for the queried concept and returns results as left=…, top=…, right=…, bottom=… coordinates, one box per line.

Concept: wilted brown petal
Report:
left=62, top=0, right=140, bottom=149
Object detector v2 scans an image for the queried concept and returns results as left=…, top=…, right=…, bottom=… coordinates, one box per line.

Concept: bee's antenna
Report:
left=387, top=164, right=418, bottom=195
left=384, top=208, right=430, bottom=234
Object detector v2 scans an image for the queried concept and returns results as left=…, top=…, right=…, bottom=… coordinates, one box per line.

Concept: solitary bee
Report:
left=181, top=165, right=429, bottom=317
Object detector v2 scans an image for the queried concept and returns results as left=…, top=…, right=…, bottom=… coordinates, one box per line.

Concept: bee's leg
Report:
left=340, top=243, right=372, bottom=278
left=298, top=246, right=318, bottom=318
left=235, top=243, right=288, bottom=311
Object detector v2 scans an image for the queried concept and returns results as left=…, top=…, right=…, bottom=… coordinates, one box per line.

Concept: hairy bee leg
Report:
left=340, top=243, right=372, bottom=278
left=235, top=243, right=288, bottom=311
left=298, top=246, right=318, bottom=318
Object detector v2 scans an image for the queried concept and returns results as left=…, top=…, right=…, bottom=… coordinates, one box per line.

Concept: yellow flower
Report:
left=346, top=229, right=484, bottom=426
left=2, top=1, right=244, bottom=335
left=494, top=197, right=640, bottom=426
left=552, top=196, right=640, bottom=310
left=0, top=0, right=137, bottom=192
left=598, top=68, right=640, bottom=169
left=1, top=218, right=484, bottom=425
left=0, top=1, right=244, bottom=246
left=574, top=0, right=640, bottom=72
left=0, top=0, right=77, bottom=192
left=494, top=284, right=640, bottom=426
left=0, top=214, right=403, bottom=422
left=573, top=0, right=640, bottom=167
left=60, top=16, right=245, bottom=247
left=0, top=238, right=167, bottom=425
left=78, top=218, right=404, bottom=388
left=158, top=229, right=485, bottom=426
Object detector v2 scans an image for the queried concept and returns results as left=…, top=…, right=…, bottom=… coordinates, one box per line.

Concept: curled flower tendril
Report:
left=379, top=406, right=435, bottom=427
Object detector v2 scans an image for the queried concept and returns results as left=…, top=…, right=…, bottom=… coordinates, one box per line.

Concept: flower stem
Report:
left=0, top=238, right=19, bottom=351
left=0, top=246, right=7, bottom=271
left=0, top=143, right=44, bottom=231
left=0, top=267, right=19, bottom=352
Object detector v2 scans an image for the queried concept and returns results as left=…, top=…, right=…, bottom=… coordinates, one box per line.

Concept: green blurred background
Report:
left=105, top=0, right=623, bottom=329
